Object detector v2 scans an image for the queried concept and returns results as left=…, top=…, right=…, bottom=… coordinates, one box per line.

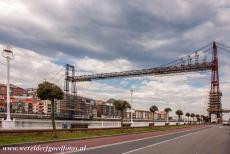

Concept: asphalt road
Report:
left=0, top=126, right=206, bottom=154
left=72, top=125, right=230, bottom=154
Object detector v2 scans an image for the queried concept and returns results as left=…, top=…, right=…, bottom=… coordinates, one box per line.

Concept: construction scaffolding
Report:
left=208, top=92, right=222, bottom=113
left=62, top=64, right=77, bottom=118
left=207, top=42, right=222, bottom=122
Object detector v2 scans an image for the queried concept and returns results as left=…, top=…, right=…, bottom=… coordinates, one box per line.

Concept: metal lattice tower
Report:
left=208, top=42, right=222, bottom=122
left=64, top=64, right=77, bottom=118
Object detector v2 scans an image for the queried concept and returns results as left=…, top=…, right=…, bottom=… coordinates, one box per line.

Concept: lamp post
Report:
left=2, top=46, right=14, bottom=128
left=130, top=89, right=134, bottom=124
left=182, top=105, right=186, bottom=123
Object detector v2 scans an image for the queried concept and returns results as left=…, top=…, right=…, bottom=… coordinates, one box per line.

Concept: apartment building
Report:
left=0, top=83, right=168, bottom=120
left=73, top=96, right=96, bottom=119
left=96, top=100, right=121, bottom=118
left=0, top=84, right=27, bottom=97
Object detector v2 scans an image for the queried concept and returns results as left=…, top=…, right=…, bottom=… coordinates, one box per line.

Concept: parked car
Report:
left=222, top=121, right=229, bottom=126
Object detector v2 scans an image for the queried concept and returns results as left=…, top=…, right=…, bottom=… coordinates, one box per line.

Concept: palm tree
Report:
left=191, top=113, right=195, bottom=122
left=196, top=114, right=200, bottom=123
left=113, top=100, right=131, bottom=128
left=37, top=81, right=64, bottom=137
left=202, top=116, right=209, bottom=123
left=200, top=115, right=204, bottom=123
left=175, top=110, right=183, bottom=121
left=164, top=108, right=172, bottom=123
left=185, top=112, right=190, bottom=122
left=150, top=105, right=158, bottom=123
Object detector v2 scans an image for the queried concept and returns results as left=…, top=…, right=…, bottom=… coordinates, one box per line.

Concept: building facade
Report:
left=73, top=96, right=96, bottom=119
left=0, top=83, right=168, bottom=121
left=96, top=100, right=121, bottom=119
left=0, top=84, right=26, bottom=97
left=132, top=110, right=166, bottom=121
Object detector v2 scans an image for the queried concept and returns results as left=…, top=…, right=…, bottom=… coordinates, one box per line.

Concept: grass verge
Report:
left=0, top=125, right=200, bottom=146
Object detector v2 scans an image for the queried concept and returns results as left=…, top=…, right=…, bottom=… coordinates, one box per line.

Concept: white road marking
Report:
left=122, top=130, right=204, bottom=154
left=54, top=127, right=207, bottom=154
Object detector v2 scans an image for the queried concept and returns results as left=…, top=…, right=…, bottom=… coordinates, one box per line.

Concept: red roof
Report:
left=9, top=97, right=43, bottom=104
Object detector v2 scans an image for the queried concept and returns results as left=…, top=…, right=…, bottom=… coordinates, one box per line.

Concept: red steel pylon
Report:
left=208, top=42, right=222, bottom=122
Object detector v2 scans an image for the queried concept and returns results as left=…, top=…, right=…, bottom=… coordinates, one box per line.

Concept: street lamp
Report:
left=2, top=46, right=14, bottom=128
left=130, top=89, right=134, bottom=124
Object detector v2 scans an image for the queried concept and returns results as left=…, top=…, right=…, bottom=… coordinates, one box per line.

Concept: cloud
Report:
left=0, top=0, right=222, bottom=65
left=75, top=57, right=135, bottom=74
left=132, top=38, right=175, bottom=51
left=0, top=44, right=64, bottom=88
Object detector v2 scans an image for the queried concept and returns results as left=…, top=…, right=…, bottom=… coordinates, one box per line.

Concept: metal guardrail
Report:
left=0, top=113, right=51, bottom=119
left=0, top=124, right=198, bottom=135
left=0, top=113, right=174, bottom=121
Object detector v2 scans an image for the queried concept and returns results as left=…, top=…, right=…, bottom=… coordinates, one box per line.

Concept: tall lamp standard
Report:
left=2, top=46, right=14, bottom=128
left=130, top=89, right=134, bottom=124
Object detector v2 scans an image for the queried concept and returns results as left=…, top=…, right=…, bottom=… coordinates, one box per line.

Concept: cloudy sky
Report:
left=0, top=0, right=230, bottom=118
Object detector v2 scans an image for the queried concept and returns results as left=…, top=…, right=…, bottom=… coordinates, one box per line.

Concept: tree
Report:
left=113, top=100, right=131, bottom=128
left=196, top=114, right=200, bottom=123
left=37, top=81, right=64, bottom=137
left=107, top=98, right=116, bottom=104
left=200, top=115, right=204, bottom=123
left=202, top=116, right=209, bottom=123
left=150, top=105, right=158, bottom=123
left=185, top=112, right=190, bottom=122
left=191, top=113, right=195, bottom=121
left=164, top=108, right=172, bottom=123
left=175, top=110, right=183, bottom=121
